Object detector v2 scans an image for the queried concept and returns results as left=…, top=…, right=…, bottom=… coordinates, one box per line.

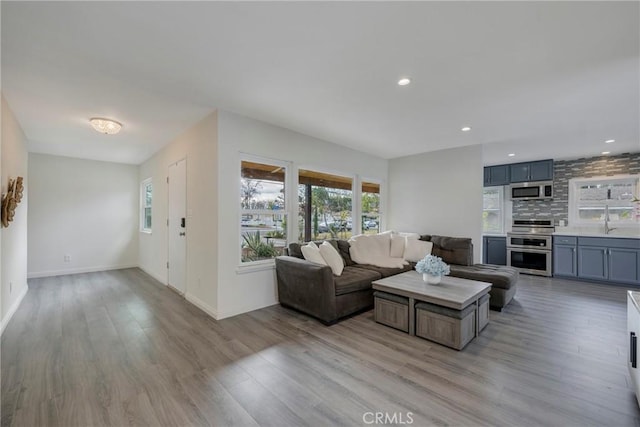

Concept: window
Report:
left=141, top=179, right=152, bottom=232
left=298, top=169, right=353, bottom=242
left=483, top=187, right=504, bottom=234
left=362, top=181, right=380, bottom=235
left=241, top=160, right=287, bottom=263
left=569, top=175, right=640, bottom=226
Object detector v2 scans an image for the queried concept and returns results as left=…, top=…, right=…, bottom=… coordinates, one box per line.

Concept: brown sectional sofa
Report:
left=275, top=235, right=518, bottom=324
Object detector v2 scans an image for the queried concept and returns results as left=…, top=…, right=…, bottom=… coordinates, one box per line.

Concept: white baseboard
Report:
left=216, top=300, right=279, bottom=320
left=185, top=292, right=219, bottom=320
left=27, top=264, right=139, bottom=279
left=137, top=266, right=167, bottom=285
left=1, top=284, right=28, bottom=336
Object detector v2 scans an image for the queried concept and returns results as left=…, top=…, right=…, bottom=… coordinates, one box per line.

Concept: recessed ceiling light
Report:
left=605, top=139, right=615, bottom=144
left=397, top=78, right=411, bottom=86
left=602, top=151, right=610, bottom=155
left=508, top=153, right=515, bottom=157
left=90, top=117, right=122, bottom=135
left=461, top=126, right=472, bottom=132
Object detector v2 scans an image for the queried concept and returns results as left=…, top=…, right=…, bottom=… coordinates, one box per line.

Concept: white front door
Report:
left=168, top=159, right=187, bottom=294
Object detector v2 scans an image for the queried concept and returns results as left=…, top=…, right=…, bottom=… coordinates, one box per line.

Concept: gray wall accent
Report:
left=512, top=152, right=640, bottom=225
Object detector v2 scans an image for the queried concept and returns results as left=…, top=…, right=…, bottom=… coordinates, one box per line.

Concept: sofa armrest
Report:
left=275, top=256, right=337, bottom=322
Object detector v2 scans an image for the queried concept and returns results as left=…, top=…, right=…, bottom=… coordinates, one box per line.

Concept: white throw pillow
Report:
left=398, top=232, right=421, bottom=240
left=301, top=242, right=327, bottom=266
left=403, top=240, right=433, bottom=263
left=390, top=235, right=406, bottom=258
left=319, top=241, right=344, bottom=276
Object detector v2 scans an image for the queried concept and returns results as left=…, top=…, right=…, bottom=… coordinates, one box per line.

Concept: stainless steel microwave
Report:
left=510, top=181, right=553, bottom=201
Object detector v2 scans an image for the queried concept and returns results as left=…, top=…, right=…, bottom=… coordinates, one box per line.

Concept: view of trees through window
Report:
left=298, top=170, right=353, bottom=241
left=297, top=172, right=381, bottom=241
left=362, top=181, right=380, bottom=234
left=240, top=160, right=287, bottom=262
left=240, top=160, right=385, bottom=262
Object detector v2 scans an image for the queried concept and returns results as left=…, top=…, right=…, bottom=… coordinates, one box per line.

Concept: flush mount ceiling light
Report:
left=461, top=126, right=472, bottom=132
left=605, top=139, right=615, bottom=144
left=508, top=153, right=516, bottom=157
left=397, top=77, right=411, bottom=86
left=90, top=117, right=122, bottom=135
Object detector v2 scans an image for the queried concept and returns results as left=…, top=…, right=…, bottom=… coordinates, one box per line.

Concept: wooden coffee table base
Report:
left=372, top=271, right=491, bottom=349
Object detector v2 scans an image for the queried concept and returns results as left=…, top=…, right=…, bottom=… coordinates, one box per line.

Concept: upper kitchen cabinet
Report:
left=483, top=165, right=510, bottom=187
left=509, top=159, right=554, bottom=183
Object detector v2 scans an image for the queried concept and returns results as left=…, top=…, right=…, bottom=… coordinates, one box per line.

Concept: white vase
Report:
left=423, top=273, right=442, bottom=285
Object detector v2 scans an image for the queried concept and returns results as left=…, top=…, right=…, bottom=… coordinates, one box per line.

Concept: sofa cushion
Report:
left=289, top=240, right=339, bottom=259
left=403, top=239, right=433, bottom=262
left=301, top=242, right=328, bottom=265
left=390, top=234, right=405, bottom=258
left=334, top=266, right=382, bottom=296
left=421, top=235, right=473, bottom=266
left=449, top=264, right=519, bottom=290
left=336, top=240, right=355, bottom=266
left=319, top=241, right=344, bottom=276
left=353, top=262, right=413, bottom=278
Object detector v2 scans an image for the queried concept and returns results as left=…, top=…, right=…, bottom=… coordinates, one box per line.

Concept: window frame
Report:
left=297, top=165, right=356, bottom=242
left=140, top=178, right=153, bottom=233
left=239, top=154, right=291, bottom=267
left=568, top=174, right=640, bottom=228
left=361, top=178, right=382, bottom=235
left=482, top=186, right=505, bottom=235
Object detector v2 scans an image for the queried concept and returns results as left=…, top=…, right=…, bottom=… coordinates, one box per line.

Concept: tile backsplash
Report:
left=512, top=152, right=640, bottom=225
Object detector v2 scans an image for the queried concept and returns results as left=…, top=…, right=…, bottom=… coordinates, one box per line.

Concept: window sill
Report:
left=140, top=230, right=152, bottom=234
left=236, top=260, right=276, bottom=275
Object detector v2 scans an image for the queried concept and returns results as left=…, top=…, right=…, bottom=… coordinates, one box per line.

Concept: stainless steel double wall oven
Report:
left=507, top=219, right=555, bottom=276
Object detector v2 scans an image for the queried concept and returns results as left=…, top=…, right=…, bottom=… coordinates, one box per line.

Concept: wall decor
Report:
left=1, top=176, right=24, bottom=228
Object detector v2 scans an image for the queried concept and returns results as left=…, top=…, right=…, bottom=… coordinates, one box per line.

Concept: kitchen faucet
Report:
left=604, top=204, right=616, bottom=235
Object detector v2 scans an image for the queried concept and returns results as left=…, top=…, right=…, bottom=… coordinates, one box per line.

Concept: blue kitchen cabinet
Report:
left=553, top=236, right=577, bottom=277
left=483, top=165, right=510, bottom=187
left=609, top=247, right=640, bottom=285
left=483, top=236, right=507, bottom=265
left=577, top=246, right=608, bottom=281
left=509, top=159, right=554, bottom=183
left=574, top=237, right=640, bottom=285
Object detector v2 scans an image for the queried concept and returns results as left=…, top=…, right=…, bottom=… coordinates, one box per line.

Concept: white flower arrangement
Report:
left=415, top=254, right=450, bottom=276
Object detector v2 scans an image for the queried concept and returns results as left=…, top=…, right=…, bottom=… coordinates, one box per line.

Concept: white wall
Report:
left=138, top=112, right=218, bottom=317
left=1, top=95, right=29, bottom=332
left=27, top=153, right=139, bottom=277
left=216, top=110, right=389, bottom=319
left=388, top=145, right=484, bottom=263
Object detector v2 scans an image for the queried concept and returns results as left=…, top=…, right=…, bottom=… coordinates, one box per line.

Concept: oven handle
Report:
left=507, top=248, right=552, bottom=254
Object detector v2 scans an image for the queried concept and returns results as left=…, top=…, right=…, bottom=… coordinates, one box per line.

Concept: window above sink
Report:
left=568, top=174, right=640, bottom=227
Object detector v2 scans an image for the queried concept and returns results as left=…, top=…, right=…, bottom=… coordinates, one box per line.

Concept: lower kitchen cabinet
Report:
left=553, top=237, right=577, bottom=277
left=577, top=246, right=608, bottom=281
left=483, top=236, right=506, bottom=265
left=610, top=248, right=640, bottom=285
left=555, top=235, right=640, bottom=285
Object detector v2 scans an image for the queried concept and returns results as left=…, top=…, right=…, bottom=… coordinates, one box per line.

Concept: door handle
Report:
left=631, top=332, right=637, bottom=368
left=179, top=232, right=186, bottom=236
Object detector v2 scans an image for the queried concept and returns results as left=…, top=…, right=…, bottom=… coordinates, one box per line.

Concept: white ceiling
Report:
left=2, top=1, right=639, bottom=165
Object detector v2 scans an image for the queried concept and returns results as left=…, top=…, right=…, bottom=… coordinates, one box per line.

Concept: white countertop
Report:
left=629, top=291, right=640, bottom=312
left=553, top=228, right=640, bottom=239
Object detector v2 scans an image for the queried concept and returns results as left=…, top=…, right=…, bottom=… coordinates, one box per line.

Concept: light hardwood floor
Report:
left=2, top=268, right=639, bottom=426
